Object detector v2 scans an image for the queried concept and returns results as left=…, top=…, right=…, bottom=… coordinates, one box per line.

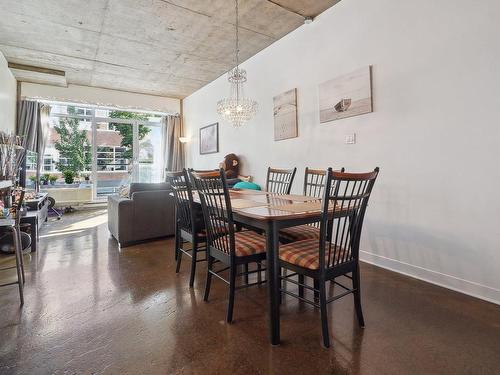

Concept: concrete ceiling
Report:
left=0, top=0, right=340, bottom=99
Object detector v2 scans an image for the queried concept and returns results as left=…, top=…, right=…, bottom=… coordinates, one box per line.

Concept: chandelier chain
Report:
left=216, top=0, right=258, bottom=127
left=235, top=0, right=239, bottom=69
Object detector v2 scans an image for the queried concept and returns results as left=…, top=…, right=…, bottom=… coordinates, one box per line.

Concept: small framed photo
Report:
left=199, top=122, right=219, bottom=155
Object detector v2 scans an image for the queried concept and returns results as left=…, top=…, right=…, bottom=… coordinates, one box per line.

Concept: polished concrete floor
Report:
left=1, top=209, right=499, bottom=374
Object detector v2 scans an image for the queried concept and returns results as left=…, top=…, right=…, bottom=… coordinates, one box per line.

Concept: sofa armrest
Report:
left=130, top=190, right=176, bottom=239
left=107, top=195, right=134, bottom=244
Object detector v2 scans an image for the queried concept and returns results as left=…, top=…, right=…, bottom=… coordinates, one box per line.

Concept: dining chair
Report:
left=278, top=167, right=342, bottom=298
left=189, top=169, right=267, bottom=323
left=279, top=167, right=343, bottom=244
left=266, top=167, right=297, bottom=195
left=278, top=168, right=379, bottom=347
left=166, top=170, right=207, bottom=288
left=0, top=190, right=26, bottom=306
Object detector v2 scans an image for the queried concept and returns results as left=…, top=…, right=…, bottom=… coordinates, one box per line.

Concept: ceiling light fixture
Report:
left=216, top=0, right=258, bottom=127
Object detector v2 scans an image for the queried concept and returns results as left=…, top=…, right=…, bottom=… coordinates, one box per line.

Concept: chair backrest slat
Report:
left=303, top=167, right=344, bottom=228
left=319, top=168, right=379, bottom=271
left=166, top=170, right=199, bottom=234
left=190, top=169, right=235, bottom=256
left=266, top=167, right=296, bottom=195
left=303, top=167, right=346, bottom=197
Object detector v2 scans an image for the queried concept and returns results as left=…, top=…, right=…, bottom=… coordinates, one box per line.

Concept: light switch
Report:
left=345, top=133, right=356, bottom=144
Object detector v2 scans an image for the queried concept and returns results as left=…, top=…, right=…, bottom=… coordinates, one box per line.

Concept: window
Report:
left=25, top=152, right=37, bottom=172
left=96, top=146, right=128, bottom=172
left=43, top=102, right=165, bottom=200
left=43, top=157, right=54, bottom=172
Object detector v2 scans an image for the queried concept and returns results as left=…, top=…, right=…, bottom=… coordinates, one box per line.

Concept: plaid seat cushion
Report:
left=228, top=230, right=267, bottom=257
left=279, top=224, right=320, bottom=243
left=279, top=239, right=348, bottom=270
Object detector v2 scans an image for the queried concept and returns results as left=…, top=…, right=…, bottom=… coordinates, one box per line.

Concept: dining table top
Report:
left=191, top=188, right=328, bottom=221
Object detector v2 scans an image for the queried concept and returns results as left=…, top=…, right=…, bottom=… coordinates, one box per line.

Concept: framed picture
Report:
left=199, top=122, right=219, bottom=155
left=273, top=88, right=298, bottom=141
left=319, top=66, right=372, bottom=123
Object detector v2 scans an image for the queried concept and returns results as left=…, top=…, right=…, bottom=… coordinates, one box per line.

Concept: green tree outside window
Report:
left=54, top=109, right=153, bottom=176
left=108, top=111, right=151, bottom=161
left=54, top=117, right=91, bottom=175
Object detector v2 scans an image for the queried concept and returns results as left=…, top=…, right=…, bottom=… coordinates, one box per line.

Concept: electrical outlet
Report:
left=345, top=133, right=356, bottom=144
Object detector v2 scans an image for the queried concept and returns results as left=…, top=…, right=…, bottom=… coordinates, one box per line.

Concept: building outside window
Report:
left=43, top=157, right=54, bottom=172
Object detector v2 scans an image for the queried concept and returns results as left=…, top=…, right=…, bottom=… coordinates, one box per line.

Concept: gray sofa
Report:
left=107, top=182, right=176, bottom=247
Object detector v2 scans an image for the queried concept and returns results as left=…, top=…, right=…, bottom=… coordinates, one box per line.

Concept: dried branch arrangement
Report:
left=0, top=131, right=25, bottom=182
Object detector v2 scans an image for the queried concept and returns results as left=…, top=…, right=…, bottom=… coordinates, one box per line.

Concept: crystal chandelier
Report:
left=216, top=0, right=257, bottom=127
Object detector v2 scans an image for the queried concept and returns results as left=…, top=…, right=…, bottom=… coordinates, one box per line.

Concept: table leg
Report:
left=174, top=220, right=179, bottom=261
left=11, top=226, right=24, bottom=305
left=31, top=221, right=37, bottom=253
left=266, top=221, right=280, bottom=345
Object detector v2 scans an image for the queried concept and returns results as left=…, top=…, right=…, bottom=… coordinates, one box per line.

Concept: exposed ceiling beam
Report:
left=8, top=62, right=65, bottom=76
left=266, top=0, right=308, bottom=19
left=8, top=62, right=67, bottom=87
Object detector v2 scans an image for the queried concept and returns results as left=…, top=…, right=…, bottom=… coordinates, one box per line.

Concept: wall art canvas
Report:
left=273, top=88, right=298, bottom=141
left=319, top=66, right=372, bottom=123
left=199, top=123, right=219, bottom=155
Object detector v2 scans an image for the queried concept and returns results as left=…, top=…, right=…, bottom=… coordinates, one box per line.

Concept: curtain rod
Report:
left=22, top=96, right=179, bottom=117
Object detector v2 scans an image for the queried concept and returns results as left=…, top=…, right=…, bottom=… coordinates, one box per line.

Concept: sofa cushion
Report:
left=118, top=185, right=130, bottom=198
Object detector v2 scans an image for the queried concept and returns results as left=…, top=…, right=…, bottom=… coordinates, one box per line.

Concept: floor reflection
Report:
left=0, top=209, right=499, bottom=374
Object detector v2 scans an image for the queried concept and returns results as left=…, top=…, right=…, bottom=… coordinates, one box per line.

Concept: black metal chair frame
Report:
left=282, top=167, right=345, bottom=297
left=303, top=167, right=346, bottom=200
left=303, top=167, right=328, bottom=199
left=265, top=167, right=297, bottom=195
left=279, top=167, right=379, bottom=347
left=166, top=169, right=207, bottom=288
left=190, top=169, right=267, bottom=323
left=0, top=190, right=26, bottom=305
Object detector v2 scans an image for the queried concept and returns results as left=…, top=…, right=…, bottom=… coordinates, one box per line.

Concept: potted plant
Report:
left=40, top=173, right=50, bottom=185
left=49, top=175, right=58, bottom=185
left=63, top=170, right=75, bottom=185
left=80, top=171, right=91, bottom=182
left=28, top=175, right=38, bottom=184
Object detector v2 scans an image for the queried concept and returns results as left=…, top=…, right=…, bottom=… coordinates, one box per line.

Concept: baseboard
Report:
left=360, top=250, right=500, bottom=306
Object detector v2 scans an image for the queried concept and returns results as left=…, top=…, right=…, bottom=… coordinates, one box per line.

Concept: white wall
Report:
left=21, top=82, right=180, bottom=114
left=0, top=52, right=17, bottom=132
left=183, top=0, right=500, bottom=304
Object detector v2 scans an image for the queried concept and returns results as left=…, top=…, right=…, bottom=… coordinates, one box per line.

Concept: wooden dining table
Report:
left=192, top=188, right=328, bottom=345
